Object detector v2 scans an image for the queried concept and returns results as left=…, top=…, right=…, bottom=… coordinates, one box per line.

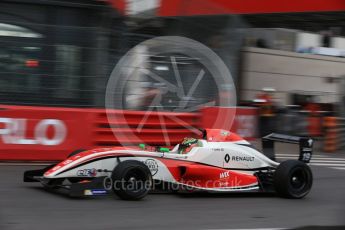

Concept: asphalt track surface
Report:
left=1, top=144, right=345, bottom=230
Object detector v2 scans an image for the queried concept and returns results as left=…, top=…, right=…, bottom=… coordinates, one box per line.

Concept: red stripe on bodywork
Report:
left=157, top=158, right=258, bottom=189
left=44, top=152, right=133, bottom=176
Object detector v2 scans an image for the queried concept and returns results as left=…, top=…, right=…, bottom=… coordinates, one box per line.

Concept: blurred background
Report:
left=1, top=3, right=345, bottom=230
left=2, top=0, right=345, bottom=159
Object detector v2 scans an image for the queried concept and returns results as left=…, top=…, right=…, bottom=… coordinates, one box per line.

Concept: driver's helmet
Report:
left=178, top=137, right=198, bottom=154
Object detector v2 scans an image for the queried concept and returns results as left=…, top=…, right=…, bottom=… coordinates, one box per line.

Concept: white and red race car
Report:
left=24, top=129, right=313, bottom=200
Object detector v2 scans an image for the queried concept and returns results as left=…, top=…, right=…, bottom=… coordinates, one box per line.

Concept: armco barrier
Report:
left=0, top=105, right=258, bottom=161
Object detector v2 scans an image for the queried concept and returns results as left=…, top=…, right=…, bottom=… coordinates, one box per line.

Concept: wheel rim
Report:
left=124, top=168, right=148, bottom=193
left=290, top=168, right=307, bottom=190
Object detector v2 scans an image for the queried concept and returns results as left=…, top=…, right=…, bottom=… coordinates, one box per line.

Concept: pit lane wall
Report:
left=0, top=105, right=258, bottom=161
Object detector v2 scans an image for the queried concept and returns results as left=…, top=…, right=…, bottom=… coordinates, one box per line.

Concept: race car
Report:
left=24, top=129, right=313, bottom=200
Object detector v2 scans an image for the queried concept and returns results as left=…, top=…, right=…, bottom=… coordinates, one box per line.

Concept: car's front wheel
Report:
left=274, top=160, right=313, bottom=199
left=111, top=160, right=152, bottom=200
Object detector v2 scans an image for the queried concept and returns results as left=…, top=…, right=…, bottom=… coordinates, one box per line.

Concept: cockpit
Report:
left=169, top=138, right=206, bottom=154
left=139, top=129, right=247, bottom=154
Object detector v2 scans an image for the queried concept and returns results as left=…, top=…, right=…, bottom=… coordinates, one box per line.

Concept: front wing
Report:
left=24, top=167, right=109, bottom=197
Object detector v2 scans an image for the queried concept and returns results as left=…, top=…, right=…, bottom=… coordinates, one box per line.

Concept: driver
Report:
left=178, top=137, right=198, bottom=154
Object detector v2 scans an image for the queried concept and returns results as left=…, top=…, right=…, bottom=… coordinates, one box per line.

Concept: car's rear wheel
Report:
left=111, top=160, right=152, bottom=200
left=274, top=160, right=313, bottom=199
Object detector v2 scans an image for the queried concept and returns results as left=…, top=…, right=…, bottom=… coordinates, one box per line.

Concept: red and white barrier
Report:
left=0, top=104, right=258, bottom=161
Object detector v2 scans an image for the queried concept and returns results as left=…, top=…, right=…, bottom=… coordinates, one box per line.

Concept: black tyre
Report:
left=274, top=160, right=313, bottom=199
left=112, top=160, right=152, bottom=200
left=67, top=149, right=86, bottom=158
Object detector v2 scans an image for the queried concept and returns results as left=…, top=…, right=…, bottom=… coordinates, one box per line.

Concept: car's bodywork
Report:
left=24, top=129, right=313, bottom=199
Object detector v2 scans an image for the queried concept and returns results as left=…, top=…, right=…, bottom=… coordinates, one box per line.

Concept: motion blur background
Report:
left=2, top=0, right=345, bottom=160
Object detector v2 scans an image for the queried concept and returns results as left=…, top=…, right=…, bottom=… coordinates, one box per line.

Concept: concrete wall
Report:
left=240, top=47, right=345, bottom=105
left=245, top=28, right=297, bottom=51
left=332, top=36, right=345, bottom=50
left=126, top=0, right=159, bottom=17
left=295, top=32, right=321, bottom=51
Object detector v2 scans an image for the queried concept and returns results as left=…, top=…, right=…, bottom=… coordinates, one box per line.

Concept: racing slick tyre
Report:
left=67, top=149, right=86, bottom=158
left=111, top=160, right=152, bottom=200
left=274, top=160, right=313, bottom=199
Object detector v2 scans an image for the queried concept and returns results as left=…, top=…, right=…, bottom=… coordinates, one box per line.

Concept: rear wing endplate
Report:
left=262, top=133, right=313, bottom=163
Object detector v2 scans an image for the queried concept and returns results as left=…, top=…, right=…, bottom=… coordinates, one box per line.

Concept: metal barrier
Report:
left=275, top=108, right=323, bottom=137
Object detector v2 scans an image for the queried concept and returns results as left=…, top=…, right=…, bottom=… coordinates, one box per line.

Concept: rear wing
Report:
left=262, top=133, right=313, bottom=163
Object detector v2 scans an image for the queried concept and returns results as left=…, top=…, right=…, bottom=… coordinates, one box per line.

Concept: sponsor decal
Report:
left=301, top=152, right=311, bottom=162
left=224, top=154, right=230, bottom=163
left=212, top=148, right=224, bottom=152
left=62, top=159, right=73, bottom=165
left=231, top=156, right=254, bottom=161
left=173, top=155, right=188, bottom=159
left=84, top=190, right=93, bottom=196
left=224, top=154, right=254, bottom=162
left=219, top=171, right=230, bottom=179
left=144, top=159, right=159, bottom=176
left=77, top=168, right=97, bottom=177
left=91, top=189, right=107, bottom=195
left=84, top=189, right=107, bottom=196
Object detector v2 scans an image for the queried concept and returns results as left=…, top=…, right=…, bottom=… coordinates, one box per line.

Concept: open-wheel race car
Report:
left=24, top=129, right=314, bottom=200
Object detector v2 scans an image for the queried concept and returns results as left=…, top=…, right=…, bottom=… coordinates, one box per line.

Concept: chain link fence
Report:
left=0, top=0, right=246, bottom=111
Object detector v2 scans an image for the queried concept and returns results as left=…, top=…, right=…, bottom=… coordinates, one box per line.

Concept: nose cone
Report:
left=43, top=147, right=135, bottom=177
left=44, top=158, right=75, bottom=177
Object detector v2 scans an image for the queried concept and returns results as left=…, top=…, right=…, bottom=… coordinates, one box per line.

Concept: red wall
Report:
left=106, top=0, right=126, bottom=15
left=159, top=0, right=345, bottom=17
left=0, top=105, right=258, bottom=161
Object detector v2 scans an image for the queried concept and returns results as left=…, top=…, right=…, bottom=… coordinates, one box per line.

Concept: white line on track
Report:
left=309, top=163, right=345, bottom=166
left=274, top=154, right=345, bottom=170
left=276, top=156, right=298, bottom=159
left=311, top=157, right=345, bottom=161
left=208, top=228, right=285, bottom=230
left=308, top=160, right=345, bottom=163
left=275, top=155, right=345, bottom=159
left=276, top=156, right=345, bottom=161
left=330, top=167, right=345, bottom=170
left=276, top=154, right=324, bottom=157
